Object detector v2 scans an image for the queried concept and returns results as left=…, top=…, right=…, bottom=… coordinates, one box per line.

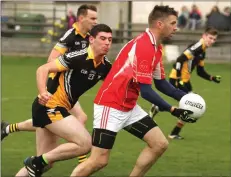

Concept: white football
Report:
left=179, top=93, right=206, bottom=119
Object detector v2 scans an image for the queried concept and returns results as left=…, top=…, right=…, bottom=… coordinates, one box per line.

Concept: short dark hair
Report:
left=205, top=27, right=218, bottom=36
left=148, top=5, right=178, bottom=27
left=89, top=24, right=112, bottom=38
left=77, top=4, right=97, bottom=18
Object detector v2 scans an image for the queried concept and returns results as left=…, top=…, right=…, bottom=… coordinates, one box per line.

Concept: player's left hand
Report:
left=211, top=75, right=221, bottom=83
left=171, top=108, right=196, bottom=123
left=38, top=92, right=52, bottom=105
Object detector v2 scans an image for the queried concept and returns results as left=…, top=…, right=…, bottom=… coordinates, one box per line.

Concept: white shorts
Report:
left=93, top=104, right=148, bottom=132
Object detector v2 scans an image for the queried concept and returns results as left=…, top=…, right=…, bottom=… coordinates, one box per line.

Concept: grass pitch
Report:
left=1, top=56, right=230, bottom=176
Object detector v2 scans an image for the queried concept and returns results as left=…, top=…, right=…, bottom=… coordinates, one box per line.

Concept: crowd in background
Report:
left=66, top=5, right=231, bottom=32
left=57, top=4, right=231, bottom=32
left=56, top=4, right=231, bottom=32
left=177, top=5, right=231, bottom=31
left=66, top=9, right=76, bottom=29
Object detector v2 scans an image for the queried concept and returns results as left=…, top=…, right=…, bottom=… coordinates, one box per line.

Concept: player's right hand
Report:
left=212, top=75, right=221, bottom=83
left=171, top=108, right=196, bottom=123
left=178, top=80, right=184, bottom=86
left=38, top=92, right=52, bottom=105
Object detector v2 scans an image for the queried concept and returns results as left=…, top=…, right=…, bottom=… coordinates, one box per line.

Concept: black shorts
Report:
left=169, top=78, right=178, bottom=88
left=92, top=115, right=158, bottom=149
left=32, top=98, right=70, bottom=128
left=169, top=78, right=192, bottom=93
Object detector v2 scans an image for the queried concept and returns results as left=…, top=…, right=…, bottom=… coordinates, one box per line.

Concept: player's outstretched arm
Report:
left=197, top=66, right=221, bottom=83
left=211, top=75, right=221, bottom=83
left=140, top=83, right=171, bottom=112
left=154, top=79, right=186, bottom=101
left=139, top=83, right=195, bottom=123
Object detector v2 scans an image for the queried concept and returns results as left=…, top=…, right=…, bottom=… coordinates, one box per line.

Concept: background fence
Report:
left=1, top=1, right=231, bottom=62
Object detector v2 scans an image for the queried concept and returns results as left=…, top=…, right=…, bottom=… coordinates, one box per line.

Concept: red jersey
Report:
left=94, top=28, right=165, bottom=111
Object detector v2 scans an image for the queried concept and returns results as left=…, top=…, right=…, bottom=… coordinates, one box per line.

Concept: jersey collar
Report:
left=86, top=46, right=105, bottom=67
left=145, top=28, right=157, bottom=46
left=72, top=23, right=90, bottom=38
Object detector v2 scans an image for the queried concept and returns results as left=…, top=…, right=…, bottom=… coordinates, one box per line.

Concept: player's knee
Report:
left=155, top=139, right=169, bottom=153
left=77, top=136, right=92, bottom=154
left=84, top=139, right=92, bottom=154
left=87, top=150, right=109, bottom=170
left=97, top=158, right=108, bottom=169
left=91, top=157, right=109, bottom=170
left=79, top=113, right=88, bottom=125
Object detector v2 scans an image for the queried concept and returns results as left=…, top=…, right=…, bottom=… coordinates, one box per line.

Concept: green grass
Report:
left=1, top=56, right=230, bottom=176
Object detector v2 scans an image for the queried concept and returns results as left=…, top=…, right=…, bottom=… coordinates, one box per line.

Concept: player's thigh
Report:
left=69, top=101, right=87, bottom=119
left=124, top=116, right=158, bottom=140
left=93, top=104, right=133, bottom=149
left=92, top=128, right=117, bottom=149
left=123, top=104, right=148, bottom=128
left=143, top=126, right=168, bottom=149
left=32, top=100, right=71, bottom=128
left=123, top=105, right=158, bottom=139
left=36, top=127, right=59, bottom=155
left=93, top=104, right=131, bottom=132
left=45, top=114, right=91, bottom=145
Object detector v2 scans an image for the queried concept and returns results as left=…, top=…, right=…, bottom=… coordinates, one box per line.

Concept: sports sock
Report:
left=78, top=155, right=87, bottom=163
left=32, top=155, right=48, bottom=169
left=6, top=123, right=19, bottom=134
left=170, top=121, right=184, bottom=135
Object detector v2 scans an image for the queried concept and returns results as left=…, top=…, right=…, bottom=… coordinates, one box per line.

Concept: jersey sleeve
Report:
left=101, top=58, right=112, bottom=80
left=57, top=49, right=87, bottom=70
left=183, top=40, right=206, bottom=60
left=54, top=58, right=68, bottom=72
left=132, top=40, right=154, bottom=84
left=153, top=56, right=165, bottom=80
left=53, top=28, right=75, bottom=54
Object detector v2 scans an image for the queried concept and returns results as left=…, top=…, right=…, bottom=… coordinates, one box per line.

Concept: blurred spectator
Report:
left=67, top=9, right=76, bottom=29
left=188, top=4, right=202, bottom=30
left=206, top=5, right=220, bottom=19
left=178, top=6, right=189, bottom=29
left=206, top=6, right=231, bottom=31
left=223, top=6, right=230, bottom=17
left=206, top=6, right=221, bottom=30
left=223, top=7, right=231, bottom=30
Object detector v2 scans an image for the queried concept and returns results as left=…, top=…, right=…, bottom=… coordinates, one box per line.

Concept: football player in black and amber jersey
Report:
left=52, top=4, right=97, bottom=59
left=2, top=4, right=97, bottom=165
left=149, top=27, right=221, bottom=140
left=16, top=24, right=112, bottom=177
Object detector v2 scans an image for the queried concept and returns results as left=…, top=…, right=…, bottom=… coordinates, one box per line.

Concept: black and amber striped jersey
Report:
left=169, top=38, right=207, bottom=82
left=45, top=46, right=111, bottom=110
left=54, top=23, right=89, bottom=54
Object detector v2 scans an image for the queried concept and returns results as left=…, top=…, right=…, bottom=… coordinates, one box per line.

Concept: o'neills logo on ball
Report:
left=185, top=100, right=203, bottom=109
